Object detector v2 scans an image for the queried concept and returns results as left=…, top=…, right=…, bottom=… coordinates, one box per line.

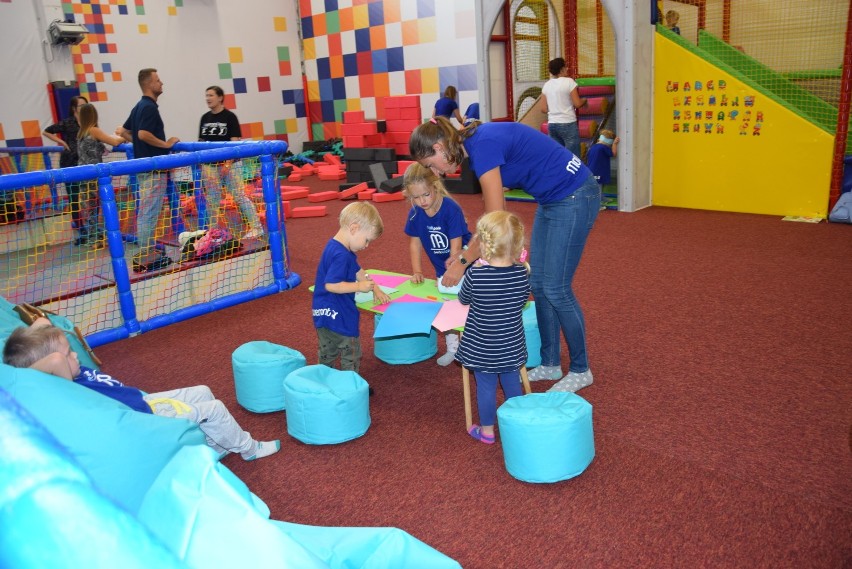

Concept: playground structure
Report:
left=473, top=0, right=850, bottom=217
left=0, top=141, right=300, bottom=348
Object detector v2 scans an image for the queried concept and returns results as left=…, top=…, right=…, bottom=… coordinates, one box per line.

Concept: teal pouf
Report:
left=232, top=341, right=306, bottom=413
left=373, top=313, right=438, bottom=364
left=283, top=365, right=370, bottom=445
left=522, top=302, right=541, bottom=368
left=497, top=392, right=594, bottom=483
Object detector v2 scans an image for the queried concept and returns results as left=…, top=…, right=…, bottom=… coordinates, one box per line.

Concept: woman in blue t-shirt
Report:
left=409, top=117, right=601, bottom=393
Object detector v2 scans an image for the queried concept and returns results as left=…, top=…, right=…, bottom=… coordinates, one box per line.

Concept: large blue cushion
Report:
left=232, top=341, right=306, bottom=412
left=0, top=387, right=187, bottom=568
left=373, top=313, right=437, bottom=365
left=0, top=364, right=205, bottom=514
left=283, top=365, right=370, bottom=445
left=497, top=392, right=595, bottom=483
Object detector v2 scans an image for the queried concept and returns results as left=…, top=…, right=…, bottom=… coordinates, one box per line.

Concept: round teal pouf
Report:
left=283, top=365, right=370, bottom=445
left=373, top=313, right=438, bottom=364
left=232, top=341, right=306, bottom=413
left=497, top=392, right=594, bottom=483
left=522, top=302, right=541, bottom=368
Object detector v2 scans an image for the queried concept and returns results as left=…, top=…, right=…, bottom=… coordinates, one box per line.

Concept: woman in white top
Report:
left=540, top=57, right=586, bottom=157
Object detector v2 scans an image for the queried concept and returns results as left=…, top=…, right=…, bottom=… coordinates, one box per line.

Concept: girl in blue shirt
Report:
left=402, top=163, right=472, bottom=366
left=409, top=117, right=601, bottom=394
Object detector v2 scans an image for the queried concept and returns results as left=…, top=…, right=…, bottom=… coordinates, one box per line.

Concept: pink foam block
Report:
left=308, top=191, right=340, bottom=202
left=291, top=206, right=328, bottom=218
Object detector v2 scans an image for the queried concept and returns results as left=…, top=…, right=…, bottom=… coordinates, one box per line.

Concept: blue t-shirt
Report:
left=585, top=143, right=614, bottom=185
left=463, top=122, right=592, bottom=204
left=434, top=97, right=459, bottom=119
left=312, top=238, right=360, bottom=337
left=404, top=197, right=472, bottom=278
left=74, top=366, right=153, bottom=414
left=464, top=103, right=480, bottom=120
left=122, top=96, right=168, bottom=158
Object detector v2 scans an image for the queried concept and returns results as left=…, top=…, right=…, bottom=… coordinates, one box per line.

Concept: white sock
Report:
left=242, top=440, right=280, bottom=461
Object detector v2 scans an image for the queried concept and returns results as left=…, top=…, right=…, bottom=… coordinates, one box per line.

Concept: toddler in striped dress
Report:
left=455, top=211, right=531, bottom=444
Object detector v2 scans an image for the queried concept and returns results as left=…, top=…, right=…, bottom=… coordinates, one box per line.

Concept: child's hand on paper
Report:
left=410, top=271, right=424, bottom=284
left=373, top=288, right=392, bottom=305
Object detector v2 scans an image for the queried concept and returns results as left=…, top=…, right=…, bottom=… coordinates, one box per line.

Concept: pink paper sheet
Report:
left=366, top=273, right=411, bottom=289
left=431, top=299, right=469, bottom=332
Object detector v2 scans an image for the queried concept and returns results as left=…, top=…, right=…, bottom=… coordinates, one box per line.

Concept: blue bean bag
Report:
left=0, top=387, right=187, bottom=569
left=283, top=365, right=370, bottom=445
left=522, top=301, right=541, bottom=368
left=373, top=313, right=438, bottom=365
left=232, top=341, right=306, bottom=412
left=497, top=392, right=595, bottom=483
left=0, top=364, right=206, bottom=514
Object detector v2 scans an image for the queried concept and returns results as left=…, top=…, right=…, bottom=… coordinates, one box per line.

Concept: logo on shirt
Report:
left=565, top=154, right=583, bottom=174
left=429, top=231, right=449, bottom=253
left=201, top=122, right=228, bottom=137
left=313, top=308, right=339, bottom=320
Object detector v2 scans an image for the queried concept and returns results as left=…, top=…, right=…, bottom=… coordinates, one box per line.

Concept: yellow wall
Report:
left=652, top=33, right=834, bottom=217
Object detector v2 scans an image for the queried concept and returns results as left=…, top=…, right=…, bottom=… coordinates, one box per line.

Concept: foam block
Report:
left=339, top=182, right=368, bottom=199
left=283, top=365, right=370, bottom=445
left=287, top=173, right=302, bottom=182
left=317, top=170, right=346, bottom=181
left=283, top=201, right=292, bottom=218
left=232, top=341, right=306, bottom=413
left=291, top=206, right=327, bottom=218
left=372, top=192, right=405, bottom=203
left=281, top=187, right=310, bottom=200
left=497, top=392, right=595, bottom=483
left=323, top=154, right=343, bottom=166
left=307, top=191, right=340, bottom=203
left=299, top=164, right=316, bottom=176
left=358, top=188, right=377, bottom=200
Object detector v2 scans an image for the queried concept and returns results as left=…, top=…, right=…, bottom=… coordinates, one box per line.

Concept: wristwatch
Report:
left=458, top=254, right=468, bottom=266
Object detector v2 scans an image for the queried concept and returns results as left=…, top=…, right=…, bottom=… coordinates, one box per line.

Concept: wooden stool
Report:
left=462, top=367, right=531, bottom=430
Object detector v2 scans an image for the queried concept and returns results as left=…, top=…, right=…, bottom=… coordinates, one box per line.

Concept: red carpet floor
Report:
left=97, top=176, right=852, bottom=568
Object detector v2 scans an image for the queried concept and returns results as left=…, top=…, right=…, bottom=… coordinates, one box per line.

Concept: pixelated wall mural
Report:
left=1, top=0, right=477, bottom=153
left=298, top=0, right=478, bottom=141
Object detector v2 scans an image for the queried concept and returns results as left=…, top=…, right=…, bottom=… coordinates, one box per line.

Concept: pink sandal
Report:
left=468, top=424, right=495, bottom=445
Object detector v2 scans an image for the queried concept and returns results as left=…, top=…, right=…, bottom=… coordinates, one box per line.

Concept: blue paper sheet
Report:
left=373, top=301, right=442, bottom=338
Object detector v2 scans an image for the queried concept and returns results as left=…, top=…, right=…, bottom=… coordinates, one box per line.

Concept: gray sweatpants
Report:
left=144, top=385, right=256, bottom=457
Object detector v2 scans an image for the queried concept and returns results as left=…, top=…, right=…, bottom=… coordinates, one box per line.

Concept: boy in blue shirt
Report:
left=312, top=203, right=391, bottom=390
left=3, top=320, right=279, bottom=461
left=585, top=129, right=619, bottom=206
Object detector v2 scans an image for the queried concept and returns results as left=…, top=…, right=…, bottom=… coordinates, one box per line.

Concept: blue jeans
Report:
left=200, top=160, right=261, bottom=230
left=473, top=370, right=522, bottom=426
left=529, top=177, right=600, bottom=373
left=135, top=171, right=169, bottom=251
left=548, top=122, right=581, bottom=157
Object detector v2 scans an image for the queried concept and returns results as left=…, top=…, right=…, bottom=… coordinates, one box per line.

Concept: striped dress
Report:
left=455, top=263, right=530, bottom=373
